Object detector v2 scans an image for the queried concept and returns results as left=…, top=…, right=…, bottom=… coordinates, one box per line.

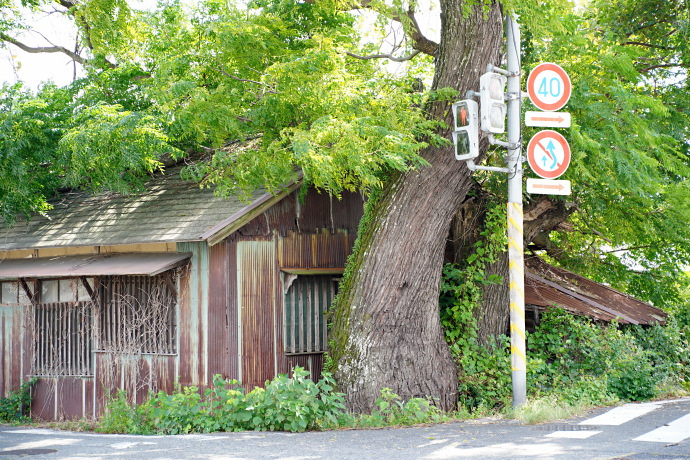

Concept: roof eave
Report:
left=202, top=178, right=303, bottom=246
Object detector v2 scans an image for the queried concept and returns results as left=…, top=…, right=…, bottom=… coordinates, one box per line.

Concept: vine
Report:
left=440, top=202, right=507, bottom=358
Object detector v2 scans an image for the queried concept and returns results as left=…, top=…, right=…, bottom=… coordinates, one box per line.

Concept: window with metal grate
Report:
left=283, top=275, right=339, bottom=355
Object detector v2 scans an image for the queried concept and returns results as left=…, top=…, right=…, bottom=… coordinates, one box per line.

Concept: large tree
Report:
left=2, top=0, right=689, bottom=414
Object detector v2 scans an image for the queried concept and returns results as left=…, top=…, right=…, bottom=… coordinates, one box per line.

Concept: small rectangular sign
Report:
left=525, top=111, right=571, bottom=128
left=526, top=178, right=571, bottom=196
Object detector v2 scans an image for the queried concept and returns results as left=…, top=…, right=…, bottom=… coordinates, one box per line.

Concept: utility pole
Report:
left=505, top=15, right=526, bottom=407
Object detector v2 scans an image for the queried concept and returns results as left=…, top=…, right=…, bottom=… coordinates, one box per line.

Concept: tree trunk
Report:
left=331, top=1, right=504, bottom=413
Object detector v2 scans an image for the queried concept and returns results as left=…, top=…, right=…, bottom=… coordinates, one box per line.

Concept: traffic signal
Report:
left=452, top=100, right=479, bottom=160
left=479, top=72, right=507, bottom=134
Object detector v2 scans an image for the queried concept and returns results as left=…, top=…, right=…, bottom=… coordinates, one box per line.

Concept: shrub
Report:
left=97, top=367, right=347, bottom=434
left=0, top=377, right=37, bottom=422
left=97, top=390, right=138, bottom=434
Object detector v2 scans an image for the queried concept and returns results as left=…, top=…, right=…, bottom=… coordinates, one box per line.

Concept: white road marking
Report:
left=545, top=430, right=601, bottom=439
left=423, top=441, right=567, bottom=459
left=579, top=402, right=661, bottom=426
left=634, top=413, right=690, bottom=443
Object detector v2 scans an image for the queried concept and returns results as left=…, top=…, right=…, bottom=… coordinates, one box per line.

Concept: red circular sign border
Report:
left=527, top=130, right=571, bottom=179
left=527, top=63, right=572, bottom=112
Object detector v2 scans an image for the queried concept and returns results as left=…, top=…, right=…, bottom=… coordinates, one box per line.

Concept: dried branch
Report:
left=602, top=244, right=653, bottom=254
left=345, top=49, right=421, bottom=62
left=213, top=66, right=278, bottom=93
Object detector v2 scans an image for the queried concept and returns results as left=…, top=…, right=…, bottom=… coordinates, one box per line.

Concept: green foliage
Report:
left=96, top=390, right=139, bottom=434
left=517, top=0, right=690, bottom=308
left=527, top=309, right=690, bottom=402
left=97, top=368, right=452, bottom=433
left=357, top=388, right=445, bottom=426
left=440, top=202, right=507, bottom=356
left=438, top=202, right=511, bottom=411
left=98, top=368, right=346, bottom=434
left=0, top=82, right=176, bottom=224
left=0, top=377, right=37, bottom=422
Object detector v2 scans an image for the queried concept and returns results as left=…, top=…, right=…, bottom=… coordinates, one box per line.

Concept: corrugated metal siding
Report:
left=208, top=240, right=228, bottom=380
left=56, top=378, right=84, bottom=419
left=177, top=242, right=208, bottom=386
left=227, top=238, right=239, bottom=381
left=238, top=238, right=276, bottom=389
left=278, top=230, right=350, bottom=269
left=524, top=257, right=667, bottom=325
left=0, top=305, right=24, bottom=397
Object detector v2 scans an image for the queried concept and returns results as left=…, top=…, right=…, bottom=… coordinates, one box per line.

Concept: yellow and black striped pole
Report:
left=508, top=202, right=526, bottom=404
left=506, top=15, right=526, bottom=406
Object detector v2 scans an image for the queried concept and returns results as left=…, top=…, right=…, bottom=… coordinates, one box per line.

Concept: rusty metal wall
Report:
left=229, top=188, right=363, bottom=387
left=0, top=305, right=24, bottom=398
left=237, top=238, right=276, bottom=389
left=176, top=242, right=208, bottom=386
left=208, top=240, right=229, bottom=381
left=4, top=187, right=363, bottom=419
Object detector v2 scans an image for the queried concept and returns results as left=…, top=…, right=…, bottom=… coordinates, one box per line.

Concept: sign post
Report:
left=505, top=15, right=526, bottom=407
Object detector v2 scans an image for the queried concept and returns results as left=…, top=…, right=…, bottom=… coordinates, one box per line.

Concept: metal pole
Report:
left=505, top=14, right=526, bottom=407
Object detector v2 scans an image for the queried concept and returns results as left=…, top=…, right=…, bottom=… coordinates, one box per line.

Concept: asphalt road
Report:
left=1, top=397, right=689, bottom=460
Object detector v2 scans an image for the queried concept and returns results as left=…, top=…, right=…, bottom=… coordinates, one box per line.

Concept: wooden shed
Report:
left=0, top=167, right=363, bottom=420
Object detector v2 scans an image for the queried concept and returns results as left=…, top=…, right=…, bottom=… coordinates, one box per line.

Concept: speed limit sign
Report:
left=526, top=63, right=571, bottom=112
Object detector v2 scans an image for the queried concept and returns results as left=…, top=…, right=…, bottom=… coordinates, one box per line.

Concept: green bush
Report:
left=0, top=377, right=37, bottom=422
left=97, top=390, right=138, bottom=434
left=607, top=356, right=658, bottom=401
left=98, top=367, right=347, bottom=434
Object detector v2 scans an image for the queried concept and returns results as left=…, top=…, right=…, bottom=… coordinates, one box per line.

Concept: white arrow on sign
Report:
left=526, top=178, right=571, bottom=196
left=525, top=111, right=571, bottom=128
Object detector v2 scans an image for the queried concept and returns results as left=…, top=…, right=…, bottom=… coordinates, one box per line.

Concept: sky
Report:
left=0, top=5, right=83, bottom=90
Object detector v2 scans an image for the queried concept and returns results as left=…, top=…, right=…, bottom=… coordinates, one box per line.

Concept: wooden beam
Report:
left=19, top=278, right=35, bottom=304
left=162, top=272, right=177, bottom=298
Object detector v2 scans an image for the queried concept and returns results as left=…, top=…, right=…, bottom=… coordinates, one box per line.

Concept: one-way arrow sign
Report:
left=526, top=178, right=571, bottom=196
left=525, top=111, right=571, bottom=128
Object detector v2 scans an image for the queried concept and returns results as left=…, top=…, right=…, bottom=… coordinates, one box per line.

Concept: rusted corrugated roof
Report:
left=524, top=256, right=666, bottom=325
left=0, top=252, right=191, bottom=279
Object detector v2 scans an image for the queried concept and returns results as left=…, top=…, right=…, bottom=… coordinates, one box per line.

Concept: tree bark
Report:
left=332, top=1, right=504, bottom=413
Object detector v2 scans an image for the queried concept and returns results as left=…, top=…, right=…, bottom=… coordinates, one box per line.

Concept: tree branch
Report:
left=602, top=244, right=653, bottom=254
left=0, top=33, right=85, bottom=65
left=638, top=62, right=683, bottom=73
left=304, top=0, right=438, bottom=56
left=345, top=49, right=421, bottom=62
left=622, top=41, right=675, bottom=51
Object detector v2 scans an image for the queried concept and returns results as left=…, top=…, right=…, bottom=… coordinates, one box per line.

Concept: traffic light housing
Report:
left=452, top=99, right=479, bottom=160
left=480, top=72, right=507, bottom=134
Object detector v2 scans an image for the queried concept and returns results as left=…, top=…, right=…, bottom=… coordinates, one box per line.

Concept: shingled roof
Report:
left=0, top=166, right=278, bottom=251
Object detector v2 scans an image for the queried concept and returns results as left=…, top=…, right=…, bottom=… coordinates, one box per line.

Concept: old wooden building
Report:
left=0, top=167, right=363, bottom=420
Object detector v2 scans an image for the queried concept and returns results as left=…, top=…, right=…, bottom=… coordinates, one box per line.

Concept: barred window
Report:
left=98, top=274, right=177, bottom=354
left=283, top=275, right=339, bottom=355
left=34, top=301, right=93, bottom=376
